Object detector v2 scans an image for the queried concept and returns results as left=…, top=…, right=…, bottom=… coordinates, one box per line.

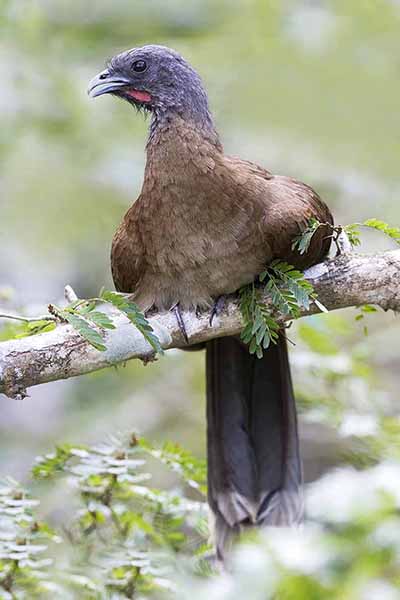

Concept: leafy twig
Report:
left=0, top=290, right=164, bottom=356
left=239, top=260, right=326, bottom=358
left=291, top=218, right=323, bottom=255
left=0, top=313, right=57, bottom=323
left=363, top=218, right=400, bottom=243
left=292, top=217, right=400, bottom=258
left=100, top=291, right=163, bottom=355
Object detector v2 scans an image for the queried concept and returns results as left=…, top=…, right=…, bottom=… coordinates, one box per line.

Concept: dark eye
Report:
left=132, top=60, right=147, bottom=73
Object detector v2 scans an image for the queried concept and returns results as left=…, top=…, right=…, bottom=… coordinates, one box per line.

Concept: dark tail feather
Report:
left=206, top=335, right=303, bottom=559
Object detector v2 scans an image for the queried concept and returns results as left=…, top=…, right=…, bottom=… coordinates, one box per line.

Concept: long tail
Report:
left=206, top=335, right=303, bottom=559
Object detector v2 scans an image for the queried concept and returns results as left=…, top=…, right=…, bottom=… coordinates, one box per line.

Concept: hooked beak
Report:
left=87, top=69, right=132, bottom=98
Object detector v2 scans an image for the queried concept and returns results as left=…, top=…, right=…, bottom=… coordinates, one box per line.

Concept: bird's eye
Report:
left=99, top=72, right=109, bottom=80
left=132, top=60, right=147, bottom=73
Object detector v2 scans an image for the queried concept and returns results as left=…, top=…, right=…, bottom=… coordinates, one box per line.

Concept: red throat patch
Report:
left=126, top=89, right=152, bottom=103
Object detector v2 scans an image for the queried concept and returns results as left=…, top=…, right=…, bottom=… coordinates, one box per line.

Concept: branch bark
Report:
left=1, top=250, right=399, bottom=400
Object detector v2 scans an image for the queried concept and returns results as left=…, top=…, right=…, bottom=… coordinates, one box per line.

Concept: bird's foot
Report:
left=209, top=295, right=227, bottom=327
left=173, top=304, right=189, bottom=345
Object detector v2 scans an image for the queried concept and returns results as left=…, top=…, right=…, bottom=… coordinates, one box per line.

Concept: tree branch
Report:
left=1, top=250, right=399, bottom=400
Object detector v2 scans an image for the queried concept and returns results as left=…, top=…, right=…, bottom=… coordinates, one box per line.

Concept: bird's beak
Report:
left=87, top=69, right=132, bottom=98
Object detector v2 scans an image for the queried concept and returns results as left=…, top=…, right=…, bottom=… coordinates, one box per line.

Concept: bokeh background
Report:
left=1, top=0, right=400, bottom=495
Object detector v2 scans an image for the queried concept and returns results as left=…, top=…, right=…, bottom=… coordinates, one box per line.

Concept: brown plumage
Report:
left=89, top=44, right=333, bottom=559
left=111, top=116, right=331, bottom=309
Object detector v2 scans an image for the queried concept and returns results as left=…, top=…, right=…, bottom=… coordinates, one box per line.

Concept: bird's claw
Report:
left=173, top=304, right=189, bottom=344
left=209, top=295, right=227, bottom=327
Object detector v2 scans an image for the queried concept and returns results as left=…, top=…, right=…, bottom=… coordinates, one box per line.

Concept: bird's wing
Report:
left=223, top=158, right=333, bottom=268
left=260, top=175, right=333, bottom=268
left=111, top=206, right=145, bottom=294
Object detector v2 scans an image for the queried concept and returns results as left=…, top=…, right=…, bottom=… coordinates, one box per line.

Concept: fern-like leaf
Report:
left=239, top=285, right=280, bottom=358
left=101, top=290, right=163, bottom=355
left=291, top=218, right=322, bottom=255
left=363, top=218, right=400, bottom=244
left=140, top=439, right=207, bottom=496
left=84, top=310, right=116, bottom=330
left=268, top=260, right=314, bottom=311
left=61, top=311, right=106, bottom=351
left=343, top=224, right=361, bottom=247
left=239, top=260, right=318, bottom=358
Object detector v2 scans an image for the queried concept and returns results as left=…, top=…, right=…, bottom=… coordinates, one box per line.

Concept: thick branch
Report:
left=0, top=250, right=399, bottom=399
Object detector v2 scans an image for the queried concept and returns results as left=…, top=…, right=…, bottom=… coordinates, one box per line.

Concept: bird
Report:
left=88, top=44, right=333, bottom=559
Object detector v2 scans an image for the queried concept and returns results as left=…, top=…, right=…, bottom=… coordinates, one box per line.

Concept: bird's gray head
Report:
left=88, top=45, right=215, bottom=133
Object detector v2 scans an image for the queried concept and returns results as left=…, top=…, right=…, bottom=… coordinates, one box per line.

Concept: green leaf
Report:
left=61, top=311, right=106, bottom=351
left=291, top=218, right=322, bottom=255
left=363, top=218, right=400, bottom=244
left=239, top=284, right=281, bottom=358
left=343, top=224, right=361, bottom=247
left=33, top=444, right=83, bottom=478
left=239, top=258, right=319, bottom=358
left=268, top=261, right=314, bottom=312
left=249, top=336, right=258, bottom=355
left=354, top=304, right=378, bottom=328
left=239, top=259, right=316, bottom=359
left=84, top=311, right=116, bottom=330
left=74, top=300, right=97, bottom=314
left=101, top=291, right=163, bottom=355
left=15, top=320, right=56, bottom=338
left=141, top=439, right=207, bottom=496
left=360, top=304, right=378, bottom=313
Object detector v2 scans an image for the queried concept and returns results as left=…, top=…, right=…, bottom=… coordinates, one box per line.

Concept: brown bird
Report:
left=88, top=45, right=333, bottom=558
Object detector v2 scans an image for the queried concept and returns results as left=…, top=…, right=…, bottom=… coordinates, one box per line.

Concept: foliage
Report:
left=239, top=260, right=321, bottom=358
left=3, top=420, right=400, bottom=598
left=0, top=291, right=163, bottom=356
left=239, top=284, right=280, bottom=358
left=0, top=479, right=60, bottom=597
left=342, top=223, right=362, bottom=248
left=0, top=433, right=209, bottom=598
left=261, top=261, right=316, bottom=314
left=1, top=2, right=400, bottom=597
left=292, top=217, right=400, bottom=257
left=0, top=320, right=56, bottom=343
left=363, top=218, right=400, bottom=244
left=239, top=214, right=400, bottom=359
left=100, top=291, right=164, bottom=355
left=51, top=291, right=163, bottom=355
left=341, top=219, right=400, bottom=249
left=2, top=215, right=398, bottom=361
left=139, top=439, right=207, bottom=497
left=354, top=304, right=379, bottom=336
left=1, top=278, right=399, bottom=599
left=51, top=307, right=108, bottom=352
left=177, top=463, right=400, bottom=600
left=291, top=218, right=322, bottom=255
left=242, top=214, right=400, bottom=360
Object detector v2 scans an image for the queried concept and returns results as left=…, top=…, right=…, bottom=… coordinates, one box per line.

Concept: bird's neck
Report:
left=142, top=113, right=222, bottom=194
left=149, top=106, right=220, bottom=146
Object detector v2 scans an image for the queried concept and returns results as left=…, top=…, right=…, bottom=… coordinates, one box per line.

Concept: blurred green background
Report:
left=1, top=0, right=399, bottom=488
